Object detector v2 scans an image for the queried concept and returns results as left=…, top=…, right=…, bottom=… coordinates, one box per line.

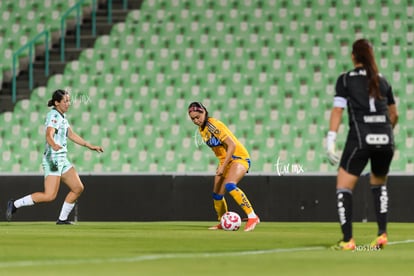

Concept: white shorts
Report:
left=42, top=155, right=73, bottom=177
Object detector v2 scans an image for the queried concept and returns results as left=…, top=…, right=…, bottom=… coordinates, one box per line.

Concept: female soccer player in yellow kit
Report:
left=188, top=102, right=260, bottom=231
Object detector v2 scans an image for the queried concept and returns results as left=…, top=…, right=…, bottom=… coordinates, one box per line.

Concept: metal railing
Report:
left=10, top=0, right=128, bottom=103
left=12, top=30, right=49, bottom=103
left=107, top=0, right=129, bottom=24
left=60, top=0, right=97, bottom=62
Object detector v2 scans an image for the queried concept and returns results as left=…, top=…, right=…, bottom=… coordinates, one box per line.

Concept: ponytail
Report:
left=48, top=89, right=68, bottom=107
left=352, top=39, right=381, bottom=99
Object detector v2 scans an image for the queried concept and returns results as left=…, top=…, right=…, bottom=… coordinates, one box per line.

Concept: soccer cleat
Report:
left=331, top=239, right=356, bottom=251
left=244, top=216, right=260, bottom=232
left=56, top=219, right=74, bottom=225
left=6, top=199, right=17, bottom=222
left=208, top=223, right=223, bottom=230
left=370, top=233, right=388, bottom=249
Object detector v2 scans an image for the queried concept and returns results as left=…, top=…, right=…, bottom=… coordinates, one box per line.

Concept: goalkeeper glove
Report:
left=326, top=131, right=339, bottom=166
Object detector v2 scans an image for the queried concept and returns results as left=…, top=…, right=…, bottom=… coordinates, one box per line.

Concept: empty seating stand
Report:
left=0, top=0, right=413, bottom=173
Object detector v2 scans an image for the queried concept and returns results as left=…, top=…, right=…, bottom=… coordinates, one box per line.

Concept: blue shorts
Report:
left=42, top=155, right=73, bottom=177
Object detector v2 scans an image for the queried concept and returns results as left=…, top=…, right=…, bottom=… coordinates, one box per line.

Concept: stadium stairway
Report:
left=0, top=0, right=143, bottom=113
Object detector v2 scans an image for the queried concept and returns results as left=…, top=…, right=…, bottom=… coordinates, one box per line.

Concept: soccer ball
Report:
left=220, top=211, right=241, bottom=231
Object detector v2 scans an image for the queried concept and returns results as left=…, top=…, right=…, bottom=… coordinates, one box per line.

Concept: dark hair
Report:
left=352, top=39, right=381, bottom=99
left=47, top=89, right=68, bottom=107
left=188, top=102, right=209, bottom=128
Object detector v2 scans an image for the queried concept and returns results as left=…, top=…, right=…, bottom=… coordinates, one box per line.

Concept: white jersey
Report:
left=44, top=108, right=70, bottom=157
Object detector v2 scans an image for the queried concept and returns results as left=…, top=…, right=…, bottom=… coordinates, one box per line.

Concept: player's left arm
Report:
left=67, top=127, right=104, bottom=152
left=216, top=136, right=236, bottom=176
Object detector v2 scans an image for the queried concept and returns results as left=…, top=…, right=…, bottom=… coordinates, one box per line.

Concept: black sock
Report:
left=371, top=185, right=388, bottom=236
left=337, top=189, right=353, bottom=242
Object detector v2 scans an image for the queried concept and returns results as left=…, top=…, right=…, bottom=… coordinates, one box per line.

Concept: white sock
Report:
left=14, top=195, right=35, bottom=208
left=58, top=202, right=75, bottom=221
left=247, top=211, right=257, bottom=219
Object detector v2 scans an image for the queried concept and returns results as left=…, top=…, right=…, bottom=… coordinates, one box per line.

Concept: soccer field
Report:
left=1, top=222, right=413, bottom=275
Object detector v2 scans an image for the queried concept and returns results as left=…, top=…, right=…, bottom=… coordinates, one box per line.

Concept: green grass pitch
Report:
left=1, top=222, right=413, bottom=275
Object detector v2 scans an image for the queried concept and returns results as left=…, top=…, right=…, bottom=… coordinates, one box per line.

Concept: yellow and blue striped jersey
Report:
left=198, top=117, right=249, bottom=162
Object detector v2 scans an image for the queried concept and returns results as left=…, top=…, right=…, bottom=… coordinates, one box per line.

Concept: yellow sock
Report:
left=213, top=198, right=228, bottom=221
left=229, top=187, right=254, bottom=216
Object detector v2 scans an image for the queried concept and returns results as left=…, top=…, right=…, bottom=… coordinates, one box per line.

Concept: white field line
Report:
left=387, top=239, right=414, bottom=245
left=0, top=240, right=413, bottom=268
left=0, top=247, right=324, bottom=268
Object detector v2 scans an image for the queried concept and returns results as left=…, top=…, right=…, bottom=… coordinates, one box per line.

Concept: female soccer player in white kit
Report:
left=6, top=89, right=104, bottom=224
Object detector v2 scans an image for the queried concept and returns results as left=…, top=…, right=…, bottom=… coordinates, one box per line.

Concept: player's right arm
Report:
left=329, top=106, right=344, bottom=133
left=384, top=79, right=398, bottom=129
left=216, top=136, right=236, bottom=176
left=388, top=104, right=398, bottom=129
left=325, top=74, right=347, bottom=166
left=46, top=127, right=62, bottom=151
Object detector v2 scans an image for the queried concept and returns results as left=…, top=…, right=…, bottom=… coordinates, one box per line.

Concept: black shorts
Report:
left=340, top=140, right=394, bottom=177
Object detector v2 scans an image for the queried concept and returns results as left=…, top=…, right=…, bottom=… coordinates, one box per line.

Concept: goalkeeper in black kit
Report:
left=326, top=39, right=398, bottom=251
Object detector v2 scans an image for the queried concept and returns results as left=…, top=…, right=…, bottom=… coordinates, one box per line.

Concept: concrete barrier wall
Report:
left=0, top=174, right=412, bottom=222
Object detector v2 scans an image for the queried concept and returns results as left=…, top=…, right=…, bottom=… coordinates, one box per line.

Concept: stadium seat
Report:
left=0, top=0, right=94, bottom=78
left=1, top=0, right=413, bottom=173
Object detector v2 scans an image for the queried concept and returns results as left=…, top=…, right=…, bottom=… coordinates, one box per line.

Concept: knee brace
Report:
left=225, top=183, right=237, bottom=192
left=212, top=193, right=224, bottom=200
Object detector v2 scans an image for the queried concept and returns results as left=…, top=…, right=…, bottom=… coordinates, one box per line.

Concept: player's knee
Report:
left=79, top=184, right=85, bottom=193
left=225, top=183, right=237, bottom=192
left=73, top=184, right=84, bottom=195
left=43, top=193, right=57, bottom=202
left=370, top=173, right=387, bottom=185
left=212, top=193, right=224, bottom=200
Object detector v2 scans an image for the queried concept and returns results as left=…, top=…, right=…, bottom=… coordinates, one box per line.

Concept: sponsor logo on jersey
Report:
left=207, top=122, right=220, bottom=135
left=363, top=115, right=386, bottom=123
left=349, top=69, right=367, bottom=76
left=365, top=134, right=389, bottom=145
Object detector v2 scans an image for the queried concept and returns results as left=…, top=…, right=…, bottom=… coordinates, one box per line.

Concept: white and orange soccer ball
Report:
left=220, top=211, right=242, bottom=231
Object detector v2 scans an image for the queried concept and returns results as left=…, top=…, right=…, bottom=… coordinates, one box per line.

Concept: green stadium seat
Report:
left=0, top=150, right=21, bottom=172
left=2, top=0, right=413, bottom=173
left=157, top=149, right=178, bottom=172
left=0, top=112, right=14, bottom=142
left=0, top=0, right=94, bottom=77
left=95, top=149, right=124, bottom=172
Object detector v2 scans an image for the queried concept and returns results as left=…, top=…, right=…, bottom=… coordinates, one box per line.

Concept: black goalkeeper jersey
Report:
left=335, top=67, right=396, bottom=148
